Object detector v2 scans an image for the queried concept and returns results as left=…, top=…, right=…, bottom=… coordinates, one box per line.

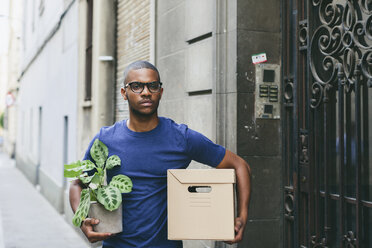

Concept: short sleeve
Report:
left=186, top=128, right=226, bottom=167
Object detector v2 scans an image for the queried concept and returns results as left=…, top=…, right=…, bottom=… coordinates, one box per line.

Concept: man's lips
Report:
left=139, top=100, right=153, bottom=106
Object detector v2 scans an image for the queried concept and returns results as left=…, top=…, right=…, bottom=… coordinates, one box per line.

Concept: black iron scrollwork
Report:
left=343, top=231, right=357, bottom=248
left=284, top=77, right=294, bottom=104
left=311, top=235, right=328, bottom=248
left=284, top=190, right=294, bottom=221
left=300, top=131, right=309, bottom=164
left=299, top=20, right=309, bottom=51
left=310, top=0, right=372, bottom=108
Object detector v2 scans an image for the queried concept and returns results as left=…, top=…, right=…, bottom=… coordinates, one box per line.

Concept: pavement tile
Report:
left=0, top=152, right=91, bottom=248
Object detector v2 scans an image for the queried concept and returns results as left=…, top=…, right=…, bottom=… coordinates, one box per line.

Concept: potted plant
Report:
left=64, top=138, right=132, bottom=233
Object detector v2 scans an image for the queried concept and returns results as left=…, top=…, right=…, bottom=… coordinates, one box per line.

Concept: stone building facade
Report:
left=16, top=0, right=79, bottom=213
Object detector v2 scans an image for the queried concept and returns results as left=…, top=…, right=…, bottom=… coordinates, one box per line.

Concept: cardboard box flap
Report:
left=168, top=169, right=235, bottom=184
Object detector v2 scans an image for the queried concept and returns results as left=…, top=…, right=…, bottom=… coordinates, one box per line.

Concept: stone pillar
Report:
left=91, top=0, right=116, bottom=132
left=77, top=0, right=116, bottom=158
left=236, top=0, right=282, bottom=247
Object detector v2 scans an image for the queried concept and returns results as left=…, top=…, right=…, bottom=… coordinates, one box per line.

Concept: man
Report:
left=69, top=61, right=251, bottom=247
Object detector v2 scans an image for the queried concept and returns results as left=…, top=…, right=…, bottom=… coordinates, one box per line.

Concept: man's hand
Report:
left=217, top=149, right=251, bottom=244
left=225, top=216, right=247, bottom=244
left=80, top=218, right=112, bottom=243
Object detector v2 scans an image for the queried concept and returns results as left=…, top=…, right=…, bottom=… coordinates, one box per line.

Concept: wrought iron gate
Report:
left=282, top=0, right=372, bottom=247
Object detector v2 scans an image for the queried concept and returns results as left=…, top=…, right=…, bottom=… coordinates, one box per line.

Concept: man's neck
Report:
left=127, top=114, right=159, bottom=132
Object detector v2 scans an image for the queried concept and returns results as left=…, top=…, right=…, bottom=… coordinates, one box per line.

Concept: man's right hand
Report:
left=80, top=218, right=112, bottom=243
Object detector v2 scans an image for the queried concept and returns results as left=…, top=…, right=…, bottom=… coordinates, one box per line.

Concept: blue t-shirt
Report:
left=83, top=117, right=226, bottom=248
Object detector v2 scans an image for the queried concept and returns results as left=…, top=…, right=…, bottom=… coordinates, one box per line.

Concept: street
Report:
left=0, top=152, right=90, bottom=248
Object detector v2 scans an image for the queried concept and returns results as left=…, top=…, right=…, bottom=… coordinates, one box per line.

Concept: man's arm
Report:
left=69, top=179, right=112, bottom=243
left=216, top=149, right=251, bottom=244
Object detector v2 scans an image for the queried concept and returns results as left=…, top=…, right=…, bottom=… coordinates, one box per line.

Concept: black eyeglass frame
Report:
left=124, top=81, right=163, bottom=94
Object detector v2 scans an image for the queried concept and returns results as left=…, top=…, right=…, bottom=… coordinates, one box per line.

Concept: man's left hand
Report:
left=224, top=216, right=247, bottom=244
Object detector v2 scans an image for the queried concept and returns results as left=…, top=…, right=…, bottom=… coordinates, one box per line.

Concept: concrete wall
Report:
left=156, top=0, right=217, bottom=144
left=17, top=0, right=78, bottom=213
left=0, top=56, right=8, bottom=134
left=0, top=0, right=9, bottom=137
left=236, top=0, right=282, bottom=247
left=3, top=0, right=25, bottom=158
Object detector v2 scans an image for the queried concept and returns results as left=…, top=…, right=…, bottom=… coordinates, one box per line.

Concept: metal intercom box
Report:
left=255, top=64, right=281, bottom=119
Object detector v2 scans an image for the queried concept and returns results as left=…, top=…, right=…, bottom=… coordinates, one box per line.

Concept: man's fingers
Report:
left=88, top=232, right=112, bottom=243
left=224, top=231, right=243, bottom=245
left=224, top=217, right=245, bottom=244
left=81, top=218, right=112, bottom=243
left=83, top=218, right=99, bottom=226
left=235, top=219, right=243, bottom=232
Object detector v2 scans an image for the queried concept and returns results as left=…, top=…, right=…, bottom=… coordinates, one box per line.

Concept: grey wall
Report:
left=17, top=0, right=79, bottom=213
left=236, top=0, right=282, bottom=247
left=157, top=0, right=216, bottom=143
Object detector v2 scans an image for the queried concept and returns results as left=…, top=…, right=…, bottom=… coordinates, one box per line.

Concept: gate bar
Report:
left=337, top=65, right=345, bottom=248
left=323, top=86, right=331, bottom=245
left=354, top=67, right=362, bottom=248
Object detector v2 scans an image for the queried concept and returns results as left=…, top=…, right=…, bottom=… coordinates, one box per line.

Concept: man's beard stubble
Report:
left=127, top=95, right=158, bottom=117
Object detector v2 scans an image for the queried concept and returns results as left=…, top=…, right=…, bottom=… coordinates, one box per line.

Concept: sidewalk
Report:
left=0, top=152, right=90, bottom=248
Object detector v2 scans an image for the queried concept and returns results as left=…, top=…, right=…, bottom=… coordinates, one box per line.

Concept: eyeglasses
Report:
left=125, top=81, right=163, bottom=94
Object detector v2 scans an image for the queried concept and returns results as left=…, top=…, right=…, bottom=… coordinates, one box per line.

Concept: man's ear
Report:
left=121, top=87, right=128, bottom=100
left=159, top=87, right=164, bottom=100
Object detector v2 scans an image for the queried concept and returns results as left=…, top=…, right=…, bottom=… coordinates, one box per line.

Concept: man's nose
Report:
left=140, top=84, right=151, bottom=95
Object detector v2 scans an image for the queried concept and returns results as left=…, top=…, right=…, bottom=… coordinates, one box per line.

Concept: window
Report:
left=85, top=0, right=93, bottom=101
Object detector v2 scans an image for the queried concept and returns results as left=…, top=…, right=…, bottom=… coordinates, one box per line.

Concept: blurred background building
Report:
left=0, top=0, right=371, bottom=248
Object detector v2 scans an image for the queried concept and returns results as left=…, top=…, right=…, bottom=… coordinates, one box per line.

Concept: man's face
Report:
left=121, top=68, right=163, bottom=117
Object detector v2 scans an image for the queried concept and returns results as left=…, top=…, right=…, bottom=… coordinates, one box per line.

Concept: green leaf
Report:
left=91, top=172, right=102, bottom=185
left=110, top=174, right=133, bottom=193
left=72, top=189, right=90, bottom=227
left=81, top=160, right=96, bottom=171
left=64, top=160, right=82, bottom=170
left=90, top=189, right=97, bottom=202
left=90, top=139, right=108, bottom=168
left=96, top=167, right=103, bottom=176
left=106, top=155, right=121, bottom=170
left=79, top=173, right=94, bottom=184
left=89, top=173, right=102, bottom=189
left=64, top=168, right=83, bottom=178
left=97, top=185, right=122, bottom=211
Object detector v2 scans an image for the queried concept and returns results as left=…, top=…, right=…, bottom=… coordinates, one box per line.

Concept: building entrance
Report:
left=282, top=0, right=372, bottom=247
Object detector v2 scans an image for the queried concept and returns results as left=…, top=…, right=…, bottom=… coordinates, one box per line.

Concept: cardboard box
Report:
left=167, top=169, right=236, bottom=240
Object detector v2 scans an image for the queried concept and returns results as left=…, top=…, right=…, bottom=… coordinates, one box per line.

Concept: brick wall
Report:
left=115, top=0, right=151, bottom=121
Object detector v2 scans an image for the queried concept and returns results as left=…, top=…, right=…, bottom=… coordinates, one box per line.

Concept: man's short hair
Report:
left=122, top=61, right=160, bottom=86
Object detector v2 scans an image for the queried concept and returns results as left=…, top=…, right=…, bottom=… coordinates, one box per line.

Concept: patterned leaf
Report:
left=64, top=160, right=82, bottom=170
left=81, top=160, right=96, bottom=171
left=64, top=160, right=84, bottom=178
left=110, top=174, right=133, bottom=193
left=106, top=155, right=121, bottom=170
left=79, top=173, right=94, bottom=184
left=89, top=173, right=102, bottom=189
left=90, top=189, right=97, bottom=202
left=72, top=189, right=90, bottom=227
left=97, top=185, right=122, bottom=211
left=90, top=139, right=108, bottom=168
left=64, top=168, right=83, bottom=178
left=89, top=183, right=98, bottom=190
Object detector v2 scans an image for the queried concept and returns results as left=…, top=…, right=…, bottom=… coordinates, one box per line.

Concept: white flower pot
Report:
left=88, top=201, right=123, bottom=234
